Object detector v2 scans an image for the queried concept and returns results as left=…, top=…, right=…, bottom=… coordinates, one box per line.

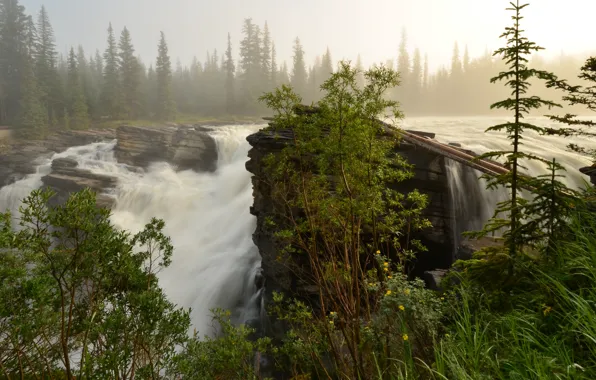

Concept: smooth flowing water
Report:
left=0, top=118, right=592, bottom=335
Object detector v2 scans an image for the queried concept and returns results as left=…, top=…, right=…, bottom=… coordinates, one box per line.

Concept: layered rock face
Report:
left=114, top=125, right=218, bottom=172
left=0, top=129, right=116, bottom=187
left=1, top=124, right=220, bottom=209
left=42, top=157, right=118, bottom=208
left=245, top=127, right=467, bottom=302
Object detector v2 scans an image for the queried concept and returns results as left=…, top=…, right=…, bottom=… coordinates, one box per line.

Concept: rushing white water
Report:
left=0, top=118, right=593, bottom=335
left=0, top=124, right=263, bottom=336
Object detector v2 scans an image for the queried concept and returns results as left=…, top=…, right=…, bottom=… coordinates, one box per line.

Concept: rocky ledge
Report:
left=245, top=126, right=479, bottom=304
left=114, top=125, right=218, bottom=172
left=42, top=157, right=118, bottom=208
left=0, top=129, right=116, bottom=187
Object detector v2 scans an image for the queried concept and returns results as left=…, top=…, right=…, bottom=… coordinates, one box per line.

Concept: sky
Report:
left=20, top=0, right=596, bottom=73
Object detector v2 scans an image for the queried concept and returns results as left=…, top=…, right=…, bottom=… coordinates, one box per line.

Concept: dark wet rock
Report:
left=114, top=125, right=218, bottom=172
left=580, top=165, right=596, bottom=186
left=423, top=269, right=449, bottom=291
left=0, top=129, right=116, bottom=187
left=42, top=157, right=118, bottom=208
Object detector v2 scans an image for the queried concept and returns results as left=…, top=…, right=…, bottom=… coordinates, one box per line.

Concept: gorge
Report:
left=0, top=119, right=592, bottom=338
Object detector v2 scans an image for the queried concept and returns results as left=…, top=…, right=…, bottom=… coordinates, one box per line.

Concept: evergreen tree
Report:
left=0, top=0, right=30, bottom=124
left=546, top=57, right=596, bottom=161
left=34, top=5, right=62, bottom=125
left=24, top=14, right=35, bottom=54
left=319, top=47, right=333, bottom=86
left=260, top=21, right=271, bottom=90
left=290, top=37, right=307, bottom=98
left=239, top=18, right=261, bottom=110
left=463, top=45, right=470, bottom=72
left=224, top=32, right=235, bottom=114
left=90, top=49, right=103, bottom=117
left=155, top=31, right=175, bottom=120
left=423, top=53, right=429, bottom=89
left=66, top=47, right=89, bottom=129
left=17, top=52, right=47, bottom=134
left=396, top=28, right=410, bottom=108
left=101, top=23, right=121, bottom=119
left=77, top=45, right=95, bottom=117
left=279, top=61, right=290, bottom=85
left=410, top=48, right=423, bottom=111
left=118, top=27, right=141, bottom=119
left=469, top=1, right=562, bottom=259
left=451, top=42, right=462, bottom=77
left=271, top=41, right=277, bottom=88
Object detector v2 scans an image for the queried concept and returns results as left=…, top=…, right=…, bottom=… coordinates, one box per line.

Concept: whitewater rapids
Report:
left=0, top=124, right=263, bottom=336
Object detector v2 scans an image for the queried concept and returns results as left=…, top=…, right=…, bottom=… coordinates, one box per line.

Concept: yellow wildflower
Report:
left=440, top=297, right=445, bottom=301
left=404, top=289, right=410, bottom=296
left=329, top=311, right=336, bottom=317
left=329, top=320, right=334, bottom=325
left=376, top=250, right=381, bottom=255
left=384, top=267, right=389, bottom=272
left=543, top=306, right=553, bottom=316
left=445, top=333, right=450, bottom=338
left=399, top=305, right=405, bottom=311
left=386, top=290, right=392, bottom=296
left=403, top=334, right=409, bottom=341
left=387, top=275, right=392, bottom=279
left=383, top=262, right=389, bottom=267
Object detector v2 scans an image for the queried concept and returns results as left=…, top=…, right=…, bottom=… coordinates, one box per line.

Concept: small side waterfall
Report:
left=445, top=158, right=509, bottom=257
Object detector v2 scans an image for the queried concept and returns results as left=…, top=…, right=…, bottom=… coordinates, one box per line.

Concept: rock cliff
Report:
left=0, top=129, right=116, bottom=187
left=245, top=126, right=469, bottom=303
left=114, top=125, right=218, bottom=172
left=42, top=157, right=118, bottom=208
left=1, top=124, right=221, bottom=209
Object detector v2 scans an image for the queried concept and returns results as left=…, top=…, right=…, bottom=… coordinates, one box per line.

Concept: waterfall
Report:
left=0, top=125, right=264, bottom=337
left=444, top=158, right=509, bottom=255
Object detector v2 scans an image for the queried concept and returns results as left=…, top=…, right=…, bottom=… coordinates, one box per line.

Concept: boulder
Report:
left=114, top=125, right=218, bottom=172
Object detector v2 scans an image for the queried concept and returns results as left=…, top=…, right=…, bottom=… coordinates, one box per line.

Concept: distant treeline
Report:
left=0, top=1, right=590, bottom=134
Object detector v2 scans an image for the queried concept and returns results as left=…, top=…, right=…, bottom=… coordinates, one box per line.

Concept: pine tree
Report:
left=423, top=53, right=429, bottom=90
left=396, top=28, right=410, bottom=108
left=34, top=5, right=62, bottom=125
left=66, top=47, right=90, bottom=129
left=279, top=61, right=290, bottom=85
left=290, top=37, right=307, bottom=98
left=0, top=0, right=30, bottom=124
left=260, top=21, right=271, bottom=90
left=463, top=45, right=470, bottom=72
left=155, top=31, right=175, bottom=121
left=319, top=47, right=333, bottom=86
left=77, top=45, right=94, bottom=117
left=469, top=1, right=562, bottom=260
left=224, top=32, right=235, bottom=114
left=271, top=41, right=277, bottom=88
left=24, top=14, right=36, bottom=54
left=101, top=23, right=121, bottom=119
left=118, top=27, right=141, bottom=119
left=546, top=57, right=596, bottom=161
left=410, top=48, right=423, bottom=111
left=18, top=54, right=48, bottom=135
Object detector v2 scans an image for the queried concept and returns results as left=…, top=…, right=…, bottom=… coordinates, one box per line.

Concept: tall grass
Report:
left=432, top=202, right=596, bottom=380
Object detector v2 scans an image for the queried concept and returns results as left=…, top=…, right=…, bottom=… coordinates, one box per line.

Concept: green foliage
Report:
left=0, top=188, right=190, bottom=378
left=546, top=56, right=596, bottom=162
left=169, top=309, right=271, bottom=380
left=257, top=62, right=434, bottom=379
left=434, top=202, right=596, bottom=380
left=467, top=1, right=566, bottom=264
